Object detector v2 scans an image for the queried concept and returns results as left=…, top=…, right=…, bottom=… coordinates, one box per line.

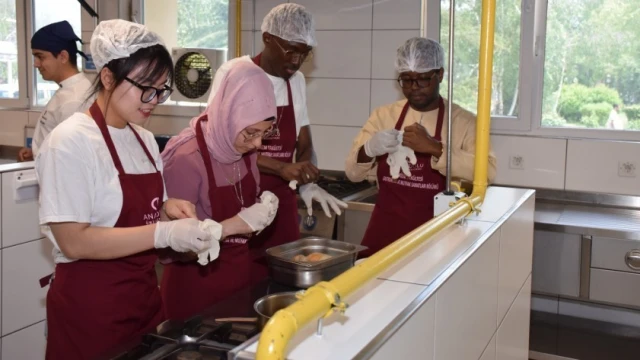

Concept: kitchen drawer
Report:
left=1, top=321, right=46, bottom=360
left=589, top=268, right=640, bottom=308
left=2, top=170, right=43, bottom=248
left=591, top=236, right=640, bottom=274
left=531, top=231, right=581, bottom=297
left=2, top=239, right=54, bottom=336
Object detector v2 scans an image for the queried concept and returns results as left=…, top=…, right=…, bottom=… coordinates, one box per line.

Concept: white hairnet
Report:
left=261, top=3, right=317, bottom=47
left=395, top=37, right=444, bottom=73
left=90, top=19, right=164, bottom=71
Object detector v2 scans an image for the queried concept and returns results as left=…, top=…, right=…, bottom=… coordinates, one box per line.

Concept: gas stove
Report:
left=110, top=317, right=258, bottom=360
left=315, top=177, right=371, bottom=200
left=105, top=280, right=296, bottom=360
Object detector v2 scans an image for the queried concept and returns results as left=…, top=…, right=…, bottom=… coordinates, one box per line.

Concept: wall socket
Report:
left=618, top=161, right=637, bottom=178
left=509, top=155, right=524, bottom=170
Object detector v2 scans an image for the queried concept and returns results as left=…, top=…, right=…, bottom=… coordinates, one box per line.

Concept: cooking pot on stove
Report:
left=253, top=292, right=299, bottom=330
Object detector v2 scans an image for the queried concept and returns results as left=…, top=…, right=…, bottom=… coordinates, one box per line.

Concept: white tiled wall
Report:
left=491, top=135, right=567, bottom=190
left=2, top=0, right=639, bottom=194
left=565, top=139, right=640, bottom=195
left=0, top=111, right=28, bottom=147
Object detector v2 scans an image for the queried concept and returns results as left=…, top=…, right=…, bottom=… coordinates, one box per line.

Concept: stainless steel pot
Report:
left=253, top=292, right=299, bottom=330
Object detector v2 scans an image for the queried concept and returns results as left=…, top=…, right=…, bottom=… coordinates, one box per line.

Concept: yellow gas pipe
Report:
left=235, top=0, right=242, bottom=58
left=255, top=0, right=497, bottom=358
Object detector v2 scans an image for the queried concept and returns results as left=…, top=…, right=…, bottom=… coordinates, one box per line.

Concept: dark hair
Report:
left=51, top=49, right=79, bottom=69
left=86, top=44, right=174, bottom=103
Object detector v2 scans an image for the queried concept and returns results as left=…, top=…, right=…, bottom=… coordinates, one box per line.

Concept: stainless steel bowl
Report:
left=253, top=292, right=299, bottom=330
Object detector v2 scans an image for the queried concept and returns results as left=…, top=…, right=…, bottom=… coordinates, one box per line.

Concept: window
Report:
left=0, top=0, right=19, bottom=99
left=32, top=0, right=81, bottom=106
left=440, top=0, right=521, bottom=118
left=142, top=0, right=229, bottom=107
left=540, top=0, right=639, bottom=131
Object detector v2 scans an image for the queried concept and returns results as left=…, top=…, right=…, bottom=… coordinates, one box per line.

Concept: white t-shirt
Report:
left=32, top=72, right=93, bottom=156
left=208, top=55, right=310, bottom=137
left=36, top=112, right=167, bottom=264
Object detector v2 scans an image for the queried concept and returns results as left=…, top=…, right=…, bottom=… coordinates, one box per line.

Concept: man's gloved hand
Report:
left=387, top=132, right=417, bottom=179
left=299, top=183, right=348, bottom=217
left=364, top=129, right=401, bottom=158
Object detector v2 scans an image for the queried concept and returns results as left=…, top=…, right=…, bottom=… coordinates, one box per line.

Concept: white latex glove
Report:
left=299, top=183, right=348, bottom=217
left=387, top=132, right=417, bottom=179
left=364, top=129, right=401, bottom=158
left=197, top=219, right=223, bottom=266
left=238, top=191, right=279, bottom=232
left=154, top=218, right=221, bottom=253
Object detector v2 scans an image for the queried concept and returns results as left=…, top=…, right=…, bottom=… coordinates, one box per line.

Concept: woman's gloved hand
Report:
left=154, top=218, right=221, bottom=253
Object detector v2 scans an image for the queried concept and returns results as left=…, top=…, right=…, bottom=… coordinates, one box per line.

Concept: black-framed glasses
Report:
left=124, top=77, right=173, bottom=104
left=397, top=72, right=439, bottom=89
left=272, top=36, right=313, bottom=63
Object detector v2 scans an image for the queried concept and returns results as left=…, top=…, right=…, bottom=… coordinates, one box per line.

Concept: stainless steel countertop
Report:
left=535, top=201, right=640, bottom=240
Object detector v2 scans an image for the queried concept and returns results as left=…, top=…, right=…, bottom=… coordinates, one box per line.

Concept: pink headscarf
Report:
left=162, top=61, right=276, bottom=185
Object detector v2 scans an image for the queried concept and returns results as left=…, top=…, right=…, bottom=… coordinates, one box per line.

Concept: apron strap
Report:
left=394, top=101, right=412, bottom=130
left=90, top=102, right=125, bottom=175
left=251, top=53, right=262, bottom=66
left=434, top=97, right=445, bottom=142
left=394, top=97, right=446, bottom=140
left=196, top=116, right=252, bottom=210
left=90, top=101, right=158, bottom=175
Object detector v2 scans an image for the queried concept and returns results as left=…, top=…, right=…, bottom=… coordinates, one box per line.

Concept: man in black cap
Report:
left=18, top=21, right=92, bottom=162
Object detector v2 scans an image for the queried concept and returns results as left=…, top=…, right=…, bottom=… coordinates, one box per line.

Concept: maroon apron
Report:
left=45, top=102, right=165, bottom=359
left=249, top=54, right=300, bottom=282
left=359, top=98, right=446, bottom=258
left=160, top=116, right=258, bottom=321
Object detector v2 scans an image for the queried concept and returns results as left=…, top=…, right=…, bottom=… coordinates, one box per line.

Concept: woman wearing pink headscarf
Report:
left=160, top=61, right=279, bottom=320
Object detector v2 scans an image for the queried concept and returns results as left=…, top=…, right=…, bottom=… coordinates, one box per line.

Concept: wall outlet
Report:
left=618, top=161, right=636, bottom=178
left=509, top=155, right=524, bottom=170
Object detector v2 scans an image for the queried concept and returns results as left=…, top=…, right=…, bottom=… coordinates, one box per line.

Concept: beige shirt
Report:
left=345, top=99, right=497, bottom=184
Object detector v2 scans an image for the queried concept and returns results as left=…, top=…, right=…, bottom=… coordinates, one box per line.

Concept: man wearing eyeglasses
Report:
left=18, top=21, right=92, bottom=162
left=345, top=37, right=497, bottom=257
left=208, top=3, right=347, bottom=282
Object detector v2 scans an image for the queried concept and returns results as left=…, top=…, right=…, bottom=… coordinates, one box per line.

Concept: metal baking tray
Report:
left=265, top=237, right=367, bottom=288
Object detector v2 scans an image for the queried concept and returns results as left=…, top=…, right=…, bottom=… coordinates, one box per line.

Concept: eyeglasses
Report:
left=272, top=37, right=313, bottom=63
left=124, top=77, right=173, bottom=104
left=242, top=125, right=276, bottom=142
left=397, top=72, right=439, bottom=89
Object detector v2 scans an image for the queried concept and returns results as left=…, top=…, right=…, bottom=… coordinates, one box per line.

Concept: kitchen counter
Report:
left=0, top=160, right=33, bottom=173
left=535, top=201, right=640, bottom=240
left=231, top=186, right=536, bottom=360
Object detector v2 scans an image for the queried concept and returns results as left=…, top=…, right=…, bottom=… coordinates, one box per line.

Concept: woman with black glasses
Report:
left=345, top=37, right=497, bottom=258
left=36, top=20, right=220, bottom=359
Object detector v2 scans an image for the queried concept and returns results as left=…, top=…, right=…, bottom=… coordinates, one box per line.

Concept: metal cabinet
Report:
left=531, top=230, right=582, bottom=297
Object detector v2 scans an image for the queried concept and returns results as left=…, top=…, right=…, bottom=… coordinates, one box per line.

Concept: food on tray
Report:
left=292, top=252, right=332, bottom=262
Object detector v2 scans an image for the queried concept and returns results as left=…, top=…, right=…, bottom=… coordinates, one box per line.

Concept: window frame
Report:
left=132, top=0, right=234, bottom=117
left=426, top=0, right=640, bottom=141
left=0, top=0, right=29, bottom=108
left=523, top=0, right=640, bottom=142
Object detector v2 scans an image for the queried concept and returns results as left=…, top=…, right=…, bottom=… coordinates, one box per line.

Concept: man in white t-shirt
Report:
left=206, top=3, right=346, bottom=282
left=18, top=21, right=92, bottom=162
